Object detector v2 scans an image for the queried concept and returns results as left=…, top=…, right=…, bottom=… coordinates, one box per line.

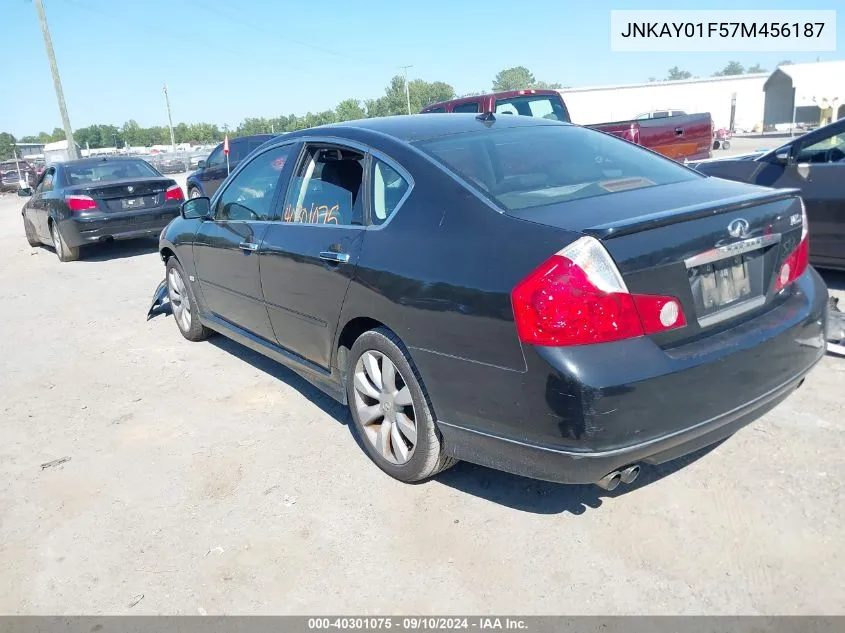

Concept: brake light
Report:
left=66, top=195, right=97, bottom=212
left=165, top=184, right=184, bottom=201
left=511, top=236, right=686, bottom=346
left=775, top=201, right=810, bottom=291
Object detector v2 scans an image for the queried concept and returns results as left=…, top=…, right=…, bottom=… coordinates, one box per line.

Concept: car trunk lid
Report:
left=510, top=178, right=806, bottom=346
left=65, top=177, right=177, bottom=212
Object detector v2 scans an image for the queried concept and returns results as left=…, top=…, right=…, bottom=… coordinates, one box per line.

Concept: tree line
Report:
left=1, top=66, right=562, bottom=159
left=653, top=60, right=793, bottom=82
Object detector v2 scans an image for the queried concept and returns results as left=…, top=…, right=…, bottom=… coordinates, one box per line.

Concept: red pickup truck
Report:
left=421, top=89, right=713, bottom=163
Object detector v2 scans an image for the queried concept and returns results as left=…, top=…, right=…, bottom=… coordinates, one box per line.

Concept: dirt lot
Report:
left=1, top=186, right=844, bottom=615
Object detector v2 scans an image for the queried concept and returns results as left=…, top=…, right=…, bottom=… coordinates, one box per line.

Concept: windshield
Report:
left=414, top=124, right=699, bottom=211
left=65, top=159, right=159, bottom=184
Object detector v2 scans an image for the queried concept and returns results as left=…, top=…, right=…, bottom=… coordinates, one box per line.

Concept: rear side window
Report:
left=371, top=159, right=410, bottom=225
left=494, top=95, right=570, bottom=122
left=453, top=102, right=480, bottom=113
left=282, top=146, right=365, bottom=226
left=415, top=124, right=699, bottom=211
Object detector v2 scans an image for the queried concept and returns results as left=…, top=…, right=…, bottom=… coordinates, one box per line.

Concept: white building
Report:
left=558, top=59, right=845, bottom=132
left=560, top=74, right=767, bottom=131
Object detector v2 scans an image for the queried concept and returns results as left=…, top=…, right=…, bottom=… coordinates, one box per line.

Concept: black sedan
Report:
left=693, top=117, right=845, bottom=271
left=152, top=113, right=827, bottom=489
left=21, top=156, right=185, bottom=262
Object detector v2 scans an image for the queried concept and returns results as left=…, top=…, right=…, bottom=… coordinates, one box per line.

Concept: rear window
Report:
left=494, top=95, right=570, bottom=122
left=414, top=124, right=699, bottom=211
left=65, top=159, right=159, bottom=184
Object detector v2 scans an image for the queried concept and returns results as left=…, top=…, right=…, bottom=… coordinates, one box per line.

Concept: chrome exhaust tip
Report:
left=620, top=464, right=641, bottom=485
left=596, top=471, right=622, bottom=491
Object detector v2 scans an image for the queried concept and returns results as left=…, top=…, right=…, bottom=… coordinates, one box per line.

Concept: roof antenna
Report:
left=476, top=111, right=496, bottom=127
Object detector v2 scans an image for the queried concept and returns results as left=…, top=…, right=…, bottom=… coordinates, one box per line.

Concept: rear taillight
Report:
left=775, top=201, right=810, bottom=292
left=66, top=195, right=97, bottom=212
left=165, top=184, right=184, bottom=201
left=511, top=236, right=686, bottom=346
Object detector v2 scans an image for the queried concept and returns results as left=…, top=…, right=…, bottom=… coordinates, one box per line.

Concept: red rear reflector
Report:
left=66, top=195, right=97, bottom=212
left=165, top=184, right=184, bottom=201
left=511, top=236, right=686, bottom=346
left=775, top=201, right=810, bottom=291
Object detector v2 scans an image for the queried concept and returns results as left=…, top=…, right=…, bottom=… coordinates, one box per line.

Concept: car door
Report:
left=788, top=122, right=845, bottom=266
left=258, top=141, right=369, bottom=368
left=29, top=167, right=56, bottom=240
left=199, top=144, right=229, bottom=197
left=191, top=143, right=295, bottom=341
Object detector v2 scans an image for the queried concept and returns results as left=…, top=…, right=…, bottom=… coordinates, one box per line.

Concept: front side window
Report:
left=281, top=146, right=365, bottom=226
left=494, top=95, right=570, bottom=122
left=415, top=124, right=699, bottom=212
left=205, top=145, right=224, bottom=167
left=371, top=159, right=410, bottom=225
left=214, top=145, right=291, bottom=221
left=796, top=128, right=845, bottom=164
left=40, top=169, right=55, bottom=192
left=423, top=107, right=446, bottom=113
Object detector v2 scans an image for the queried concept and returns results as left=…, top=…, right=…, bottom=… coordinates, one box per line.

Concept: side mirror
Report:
left=196, top=160, right=206, bottom=169
left=773, top=150, right=791, bottom=165
left=17, top=187, right=32, bottom=197
left=181, top=196, right=212, bottom=220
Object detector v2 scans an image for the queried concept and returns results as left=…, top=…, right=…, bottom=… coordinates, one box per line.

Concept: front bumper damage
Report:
left=147, top=278, right=169, bottom=321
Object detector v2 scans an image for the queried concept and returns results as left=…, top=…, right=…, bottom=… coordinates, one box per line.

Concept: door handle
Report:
left=319, top=251, right=350, bottom=264
left=675, top=127, right=684, bottom=136
left=239, top=241, right=258, bottom=252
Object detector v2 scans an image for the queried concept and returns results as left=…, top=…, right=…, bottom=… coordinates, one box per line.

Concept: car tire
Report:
left=166, top=257, right=212, bottom=342
left=721, top=140, right=731, bottom=150
left=50, top=221, right=79, bottom=262
left=188, top=187, right=202, bottom=199
left=23, top=217, right=40, bottom=247
left=346, top=327, right=457, bottom=483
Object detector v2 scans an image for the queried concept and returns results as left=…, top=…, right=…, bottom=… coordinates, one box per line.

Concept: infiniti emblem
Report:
left=127, top=186, right=134, bottom=193
left=727, top=218, right=750, bottom=239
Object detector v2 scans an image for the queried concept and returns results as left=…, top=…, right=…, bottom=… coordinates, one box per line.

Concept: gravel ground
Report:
left=0, top=185, right=843, bottom=615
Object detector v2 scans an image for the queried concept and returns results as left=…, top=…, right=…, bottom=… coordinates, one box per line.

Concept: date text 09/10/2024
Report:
left=307, top=617, right=528, bottom=630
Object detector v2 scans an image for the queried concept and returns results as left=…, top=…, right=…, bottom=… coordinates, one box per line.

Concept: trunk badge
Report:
left=727, top=218, right=750, bottom=238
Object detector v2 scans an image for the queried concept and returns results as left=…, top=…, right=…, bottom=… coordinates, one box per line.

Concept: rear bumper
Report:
left=426, top=267, right=828, bottom=484
left=59, top=207, right=180, bottom=247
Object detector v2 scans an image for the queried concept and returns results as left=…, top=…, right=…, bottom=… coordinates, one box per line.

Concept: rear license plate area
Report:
left=688, top=250, right=766, bottom=327
left=121, top=197, right=146, bottom=210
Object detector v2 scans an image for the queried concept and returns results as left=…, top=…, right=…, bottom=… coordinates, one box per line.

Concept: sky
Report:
left=1, top=0, right=841, bottom=137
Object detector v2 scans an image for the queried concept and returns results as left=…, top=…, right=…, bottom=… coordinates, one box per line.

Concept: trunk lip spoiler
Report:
left=584, top=187, right=802, bottom=239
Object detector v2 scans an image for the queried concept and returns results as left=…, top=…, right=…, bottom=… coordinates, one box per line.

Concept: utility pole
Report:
left=163, top=83, right=176, bottom=151
left=400, top=65, right=413, bottom=115
left=33, top=0, right=78, bottom=159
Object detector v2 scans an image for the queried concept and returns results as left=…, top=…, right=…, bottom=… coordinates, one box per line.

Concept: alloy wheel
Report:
left=352, top=350, right=418, bottom=465
left=51, top=224, right=63, bottom=258
left=167, top=268, right=192, bottom=332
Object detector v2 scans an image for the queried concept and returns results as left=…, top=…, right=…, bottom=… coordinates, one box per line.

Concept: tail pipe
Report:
left=596, top=464, right=641, bottom=490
